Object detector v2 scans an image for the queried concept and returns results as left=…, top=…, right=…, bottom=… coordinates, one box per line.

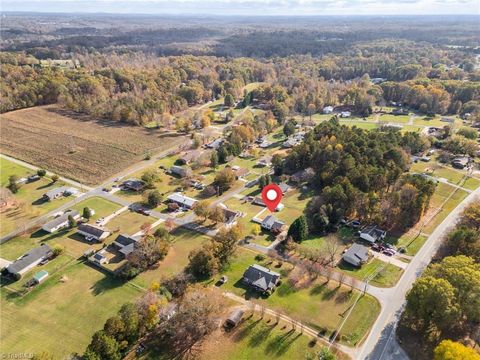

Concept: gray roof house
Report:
left=6, top=244, right=52, bottom=277
left=170, top=165, right=193, bottom=178
left=261, top=215, right=285, bottom=232
left=122, top=179, right=146, bottom=192
left=359, top=226, right=386, bottom=243
left=343, top=244, right=370, bottom=267
left=206, top=138, right=225, bottom=149
left=452, top=156, right=470, bottom=169
left=167, top=192, right=197, bottom=209
left=113, top=234, right=138, bottom=258
left=42, top=210, right=80, bottom=233
left=43, top=186, right=69, bottom=201
left=290, top=168, right=315, bottom=184
left=78, top=223, right=111, bottom=242
left=242, top=264, right=281, bottom=294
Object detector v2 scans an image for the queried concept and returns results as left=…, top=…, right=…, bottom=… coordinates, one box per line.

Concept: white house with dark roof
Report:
left=78, top=223, right=111, bottom=242
left=42, top=210, right=80, bottom=233
left=91, top=252, right=108, bottom=265
left=359, top=226, right=386, bottom=243
left=43, top=186, right=70, bottom=201
left=242, top=264, right=281, bottom=294
left=261, top=215, right=285, bottom=232
left=113, top=234, right=138, bottom=258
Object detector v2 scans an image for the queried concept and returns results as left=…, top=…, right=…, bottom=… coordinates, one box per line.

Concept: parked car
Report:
left=137, top=208, right=152, bottom=216
left=95, top=217, right=104, bottom=224
left=85, top=236, right=95, bottom=242
left=219, top=275, right=228, bottom=285
left=384, top=243, right=397, bottom=251
left=382, top=249, right=395, bottom=256
left=371, top=244, right=382, bottom=252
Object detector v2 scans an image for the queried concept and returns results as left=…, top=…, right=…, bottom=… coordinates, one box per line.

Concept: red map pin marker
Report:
left=261, top=183, right=283, bottom=212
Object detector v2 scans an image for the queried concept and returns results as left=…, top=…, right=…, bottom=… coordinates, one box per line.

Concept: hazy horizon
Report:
left=2, top=0, right=479, bottom=16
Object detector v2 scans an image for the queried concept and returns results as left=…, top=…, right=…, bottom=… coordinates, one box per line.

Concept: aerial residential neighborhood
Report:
left=0, top=5, right=479, bottom=360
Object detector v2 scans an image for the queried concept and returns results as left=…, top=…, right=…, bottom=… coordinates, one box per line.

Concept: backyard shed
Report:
left=225, top=309, right=245, bottom=328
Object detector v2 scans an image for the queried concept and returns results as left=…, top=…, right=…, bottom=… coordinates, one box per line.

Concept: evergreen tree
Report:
left=287, top=215, right=309, bottom=242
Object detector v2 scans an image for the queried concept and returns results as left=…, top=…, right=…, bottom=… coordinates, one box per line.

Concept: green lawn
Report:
left=72, top=197, right=122, bottom=221
left=462, top=176, right=480, bottom=191
left=340, top=121, right=378, bottom=130
left=0, top=177, right=73, bottom=236
left=411, top=163, right=468, bottom=186
left=199, top=316, right=333, bottom=360
left=215, top=249, right=381, bottom=346
left=400, top=125, right=423, bottom=133
left=297, top=227, right=355, bottom=254
left=338, top=258, right=404, bottom=288
left=1, top=261, right=142, bottom=358
left=0, top=157, right=33, bottom=186
left=378, top=114, right=411, bottom=123
left=385, top=233, right=429, bottom=256
left=106, top=210, right=155, bottom=235
left=413, top=116, right=460, bottom=128
left=423, top=185, right=468, bottom=234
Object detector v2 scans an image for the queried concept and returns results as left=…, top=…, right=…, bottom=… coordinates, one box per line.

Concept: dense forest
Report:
left=1, top=14, right=479, bottom=124
left=283, top=119, right=436, bottom=233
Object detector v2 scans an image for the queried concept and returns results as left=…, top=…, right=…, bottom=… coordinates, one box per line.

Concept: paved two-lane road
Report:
left=358, top=186, right=480, bottom=360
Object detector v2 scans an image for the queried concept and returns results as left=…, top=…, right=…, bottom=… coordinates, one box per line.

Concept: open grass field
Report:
left=422, top=183, right=469, bottom=234
left=0, top=197, right=124, bottom=260
left=410, top=161, right=480, bottom=190
left=338, top=258, right=404, bottom=288
left=0, top=157, right=75, bottom=236
left=0, top=105, right=184, bottom=185
left=378, top=114, right=411, bottom=123
left=71, top=196, right=122, bottom=221
left=106, top=210, right=154, bottom=235
left=0, top=156, right=33, bottom=186
left=216, top=249, right=381, bottom=346
left=1, top=261, right=142, bottom=358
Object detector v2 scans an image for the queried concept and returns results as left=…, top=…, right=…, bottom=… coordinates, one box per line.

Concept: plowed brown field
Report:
left=0, top=105, right=182, bottom=185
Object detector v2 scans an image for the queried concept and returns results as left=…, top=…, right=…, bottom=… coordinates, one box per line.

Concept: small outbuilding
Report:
left=225, top=309, right=244, bottom=328
left=33, top=270, right=49, bottom=284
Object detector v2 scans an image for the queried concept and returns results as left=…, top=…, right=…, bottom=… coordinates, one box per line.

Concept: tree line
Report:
left=399, top=202, right=480, bottom=360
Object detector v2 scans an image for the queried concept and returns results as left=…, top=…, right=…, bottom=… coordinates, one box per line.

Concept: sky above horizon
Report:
left=3, top=0, right=479, bottom=16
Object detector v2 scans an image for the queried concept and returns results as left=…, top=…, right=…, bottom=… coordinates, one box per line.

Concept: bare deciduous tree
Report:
left=325, top=235, right=340, bottom=266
